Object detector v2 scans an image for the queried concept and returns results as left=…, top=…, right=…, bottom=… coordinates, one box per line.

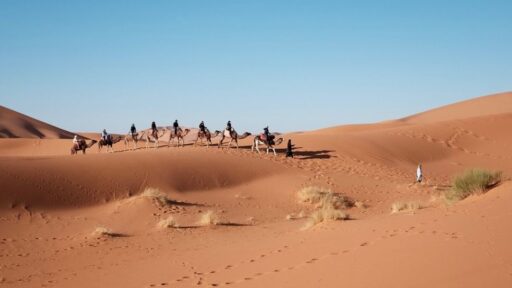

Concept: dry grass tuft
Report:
left=197, top=210, right=220, bottom=226
left=298, top=187, right=350, bottom=229
left=354, top=201, right=366, bottom=209
left=302, top=206, right=349, bottom=230
left=141, top=187, right=171, bottom=206
left=297, top=186, right=352, bottom=209
left=157, top=216, right=179, bottom=229
left=92, top=227, right=116, bottom=237
left=445, top=169, right=502, bottom=201
left=391, top=201, right=423, bottom=214
left=286, top=211, right=306, bottom=220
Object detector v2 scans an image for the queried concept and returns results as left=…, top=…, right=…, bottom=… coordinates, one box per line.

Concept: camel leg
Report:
left=272, top=147, right=277, bottom=156
left=255, top=142, right=261, bottom=154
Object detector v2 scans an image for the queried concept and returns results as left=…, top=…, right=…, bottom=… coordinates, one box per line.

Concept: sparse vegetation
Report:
left=303, top=206, right=349, bottom=230
left=157, top=216, right=179, bottom=229
left=141, top=187, right=171, bottom=206
left=297, top=186, right=352, bottom=209
left=297, top=186, right=350, bottom=229
left=445, top=169, right=502, bottom=201
left=391, top=201, right=423, bottom=214
left=354, top=201, right=366, bottom=209
left=197, top=210, right=220, bottom=226
left=286, top=211, right=306, bottom=220
left=93, top=227, right=116, bottom=237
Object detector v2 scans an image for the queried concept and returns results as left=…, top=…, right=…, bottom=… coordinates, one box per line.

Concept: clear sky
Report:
left=1, top=0, right=511, bottom=133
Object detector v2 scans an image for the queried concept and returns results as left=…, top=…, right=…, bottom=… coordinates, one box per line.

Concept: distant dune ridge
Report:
left=0, top=105, right=76, bottom=139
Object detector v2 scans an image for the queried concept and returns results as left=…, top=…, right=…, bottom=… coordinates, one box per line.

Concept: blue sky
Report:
left=1, top=0, right=511, bottom=133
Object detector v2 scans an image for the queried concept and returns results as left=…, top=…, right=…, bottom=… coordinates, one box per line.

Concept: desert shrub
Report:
left=197, top=210, right=220, bottom=226
left=445, top=169, right=502, bottom=201
left=391, top=201, right=422, bottom=214
left=298, top=187, right=350, bottom=229
left=297, top=186, right=352, bottom=209
left=93, top=227, right=115, bottom=237
left=303, top=206, right=349, bottom=229
left=141, top=187, right=170, bottom=206
left=157, top=216, right=178, bottom=229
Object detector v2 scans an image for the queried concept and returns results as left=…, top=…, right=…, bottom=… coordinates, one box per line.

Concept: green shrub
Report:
left=445, top=169, right=502, bottom=201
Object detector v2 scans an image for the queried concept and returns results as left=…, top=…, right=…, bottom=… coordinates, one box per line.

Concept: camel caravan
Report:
left=70, top=120, right=289, bottom=156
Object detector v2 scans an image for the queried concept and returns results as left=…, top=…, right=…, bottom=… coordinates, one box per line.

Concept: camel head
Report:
left=88, top=140, right=98, bottom=148
left=274, top=137, right=284, bottom=145
left=239, top=132, right=252, bottom=139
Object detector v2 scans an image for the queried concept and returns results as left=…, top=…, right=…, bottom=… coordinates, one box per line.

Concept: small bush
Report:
left=286, top=211, right=306, bottom=220
left=391, top=201, right=422, bottom=214
left=302, top=206, right=349, bottom=230
left=157, top=216, right=178, bottom=229
left=298, top=187, right=350, bottom=229
left=141, top=187, right=170, bottom=206
left=93, top=227, right=115, bottom=237
left=197, top=211, right=220, bottom=226
left=445, top=169, right=502, bottom=201
left=297, top=186, right=352, bottom=209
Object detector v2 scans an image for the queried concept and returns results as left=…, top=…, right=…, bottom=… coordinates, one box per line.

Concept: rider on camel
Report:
left=130, top=123, right=137, bottom=136
left=173, top=120, right=179, bottom=135
left=226, top=121, right=232, bottom=133
left=199, top=121, right=206, bottom=134
left=73, top=135, right=80, bottom=149
left=263, top=126, right=274, bottom=145
left=151, top=121, right=157, bottom=135
left=101, top=129, right=108, bottom=142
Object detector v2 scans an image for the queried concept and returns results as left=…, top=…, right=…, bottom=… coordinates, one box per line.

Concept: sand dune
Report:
left=0, top=105, right=76, bottom=139
left=1, top=92, right=511, bottom=287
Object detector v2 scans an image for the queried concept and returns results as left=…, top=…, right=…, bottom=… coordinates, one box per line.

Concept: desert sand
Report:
left=1, top=92, right=511, bottom=287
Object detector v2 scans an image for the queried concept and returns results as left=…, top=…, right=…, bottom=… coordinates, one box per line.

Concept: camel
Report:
left=124, top=132, right=143, bottom=151
left=194, top=129, right=219, bottom=148
left=252, top=134, right=284, bottom=156
left=98, top=135, right=123, bottom=153
left=70, top=139, right=97, bottom=155
left=216, top=129, right=251, bottom=149
left=145, top=128, right=166, bottom=149
left=168, top=128, right=190, bottom=147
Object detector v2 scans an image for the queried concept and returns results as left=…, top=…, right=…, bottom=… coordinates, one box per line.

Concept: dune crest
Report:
left=0, top=105, right=76, bottom=139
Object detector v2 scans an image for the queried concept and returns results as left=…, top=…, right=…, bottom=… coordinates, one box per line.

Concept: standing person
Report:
left=286, top=139, right=294, bottom=158
left=199, top=121, right=206, bottom=133
left=173, top=120, right=179, bottom=135
left=416, top=163, right=423, bottom=183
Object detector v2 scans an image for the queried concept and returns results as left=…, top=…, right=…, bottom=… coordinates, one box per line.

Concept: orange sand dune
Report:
left=1, top=92, right=512, bottom=288
left=0, top=106, right=76, bottom=139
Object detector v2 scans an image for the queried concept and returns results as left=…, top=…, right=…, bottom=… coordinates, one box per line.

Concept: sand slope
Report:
left=0, top=92, right=511, bottom=287
left=0, top=105, right=76, bottom=139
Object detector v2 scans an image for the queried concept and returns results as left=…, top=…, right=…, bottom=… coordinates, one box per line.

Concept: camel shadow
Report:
left=293, top=149, right=335, bottom=160
left=164, top=199, right=204, bottom=207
